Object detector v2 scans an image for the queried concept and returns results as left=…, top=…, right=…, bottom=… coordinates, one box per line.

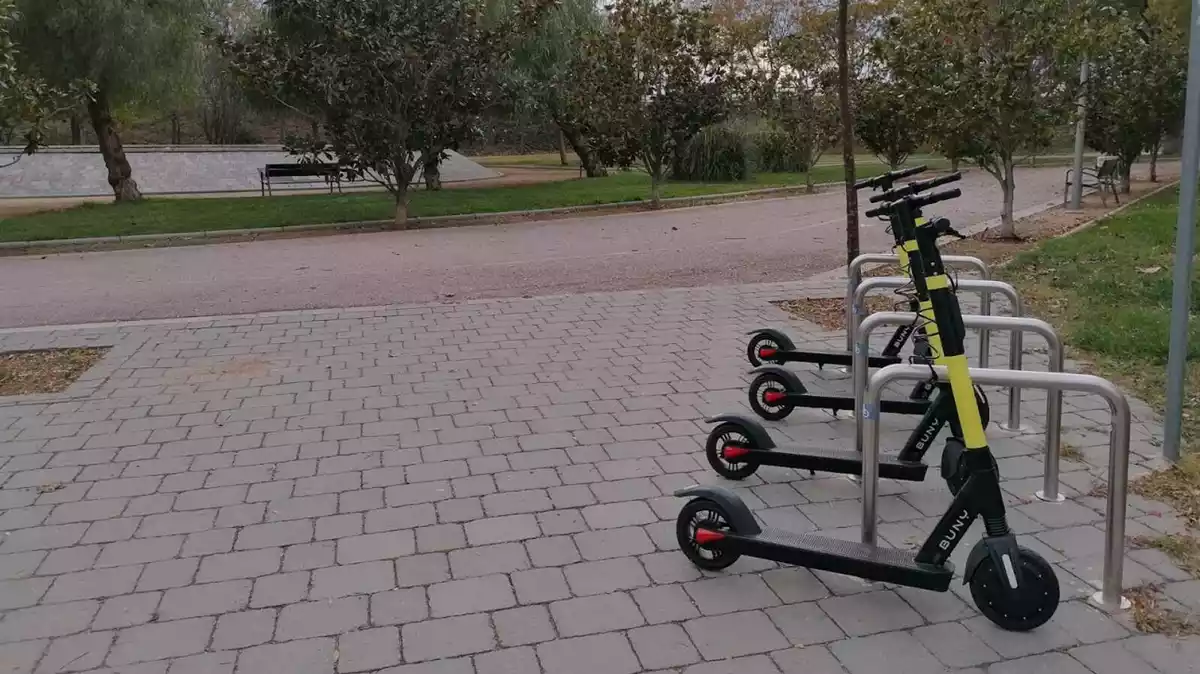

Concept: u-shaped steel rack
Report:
left=862, top=364, right=1132, bottom=611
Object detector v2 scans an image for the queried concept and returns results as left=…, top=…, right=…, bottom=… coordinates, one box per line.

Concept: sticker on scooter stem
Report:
left=861, top=403, right=878, bottom=420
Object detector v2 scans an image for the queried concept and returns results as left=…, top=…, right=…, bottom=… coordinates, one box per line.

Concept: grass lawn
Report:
left=1002, top=187, right=1200, bottom=521
left=0, top=162, right=926, bottom=243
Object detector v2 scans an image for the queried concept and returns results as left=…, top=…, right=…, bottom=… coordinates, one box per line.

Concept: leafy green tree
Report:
left=224, top=0, right=549, bottom=226
left=506, top=0, right=607, bottom=177
left=764, top=32, right=840, bottom=193
left=579, top=0, right=742, bottom=207
left=854, top=78, right=924, bottom=169
left=12, top=0, right=207, bottom=200
left=880, top=0, right=1089, bottom=238
left=0, top=0, right=89, bottom=162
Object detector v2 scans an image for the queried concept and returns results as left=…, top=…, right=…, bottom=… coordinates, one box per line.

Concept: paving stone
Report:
left=236, top=637, right=336, bottom=674
left=337, top=626, right=401, bottom=673
left=550, top=592, right=645, bottom=636
left=685, top=575, right=782, bottom=615
left=494, top=604, right=555, bottom=646
left=336, top=531, right=416, bottom=564
left=986, top=652, right=1094, bottom=674
left=630, top=623, right=701, bottom=669
left=370, top=587, right=429, bottom=626
left=474, top=646, right=540, bottom=674
left=310, top=560, right=396, bottom=600
left=401, top=613, right=496, bottom=662
left=429, top=574, right=516, bottom=617
left=818, top=591, right=924, bottom=637
left=416, top=524, right=466, bottom=553
left=277, top=596, right=368, bottom=640
left=168, top=651, right=238, bottom=674
left=912, top=622, right=1000, bottom=668
left=525, top=535, right=581, bottom=568
left=581, top=501, right=657, bottom=529
left=685, top=610, right=790, bottom=660
left=250, top=571, right=310, bottom=608
left=449, top=543, right=528, bottom=578
left=536, top=633, right=641, bottom=674
left=0, top=576, right=51, bottom=609
left=95, top=537, right=182, bottom=568
left=1123, top=633, right=1200, bottom=674
left=574, top=527, right=655, bottom=560
left=34, top=630, right=111, bottom=673
left=159, top=579, right=251, bottom=619
left=963, top=615, right=1079, bottom=658
left=772, top=645, right=849, bottom=674
left=136, top=558, right=199, bottom=592
left=1069, top=640, right=1163, bottom=674
left=1052, top=601, right=1130, bottom=644
left=765, top=603, right=844, bottom=647
left=93, top=592, right=162, bottom=630
left=0, top=639, right=46, bottom=674
left=826, top=631, right=954, bottom=674
left=212, top=608, right=277, bottom=650
left=510, top=567, right=570, bottom=604
left=235, top=520, right=313, bottom=550
left=633, top=583, right=701, bottom=624
left=107, top=616, right=214, bottom=665
left=464, top=514, right=540, bottom=545
left=197, top=548, right=282, bottom=582
left=45, top=565, right=142, bottom=603
left=395, top=553, right=451, bottom=587
left=563, top=557, right=650, bottom=596
left=0, top=550, right=46, bottom=580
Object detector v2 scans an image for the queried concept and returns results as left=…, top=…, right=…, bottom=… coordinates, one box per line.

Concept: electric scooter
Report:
left=676, top=189, right=1060, bottom=633
left=745, top=171, right=973, bottom=423
left=709, top=185, right=987, bottom=483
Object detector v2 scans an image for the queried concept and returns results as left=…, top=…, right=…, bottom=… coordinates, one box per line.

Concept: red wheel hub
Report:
left=762, top=391, right=787, bottom=405
left=722, top=445, right=751, bottom=460
left=758, top=347, right=777, bottom=358
left=694, top=528, right=725, bottom=545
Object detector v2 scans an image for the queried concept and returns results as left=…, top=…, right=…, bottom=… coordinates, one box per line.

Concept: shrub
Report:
left=671, top=125, right=753, bottom=182
left=754, top=126, right=810, bottom=173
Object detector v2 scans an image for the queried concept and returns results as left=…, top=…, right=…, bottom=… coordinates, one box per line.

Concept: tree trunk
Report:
left=70, top=114, right=82, bottom=145
left=996, top=159, right=1017, bottom=240
left=1120, top=164, right=1131, bottom=194
left=558, top=130, right=568, bottom=166
left=394, top=191, right=409, bottom=227
left=170, top=112, right=182, bottom=145
left=423, top=148, right=443, bottom=191
left=1150, top=142, right=1161, bottom=183
left=950, top=156, right=960, bottom=172
left=86, top=90, right=142, bottom=202
left=561, top=125, right=605, bottom=178
left=805, top=169, right=814, bottom=194
left=649, top=163, right=664, bottom=208
left=836, top=0, right=859, bottom=266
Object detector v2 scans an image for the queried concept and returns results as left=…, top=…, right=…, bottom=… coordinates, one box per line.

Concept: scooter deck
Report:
left=734, top=528, right=954, bottom=591
left=795, top=394, right=930, bottom=416
left=734, top=446, right=928, bottom=482
left=768, top=350, right=904, bottom=369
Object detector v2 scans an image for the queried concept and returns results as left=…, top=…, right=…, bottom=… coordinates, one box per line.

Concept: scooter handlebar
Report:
left=854, top=165, right=927, bottom=190
left=868, top=171, right=963, bottom=203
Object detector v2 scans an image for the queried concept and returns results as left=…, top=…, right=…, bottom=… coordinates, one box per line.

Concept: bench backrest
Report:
left=264, top=163, right=340, bottom=177
left=1095, top=157, right=1121, bottom=178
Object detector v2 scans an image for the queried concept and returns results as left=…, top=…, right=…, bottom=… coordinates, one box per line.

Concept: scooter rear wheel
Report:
left=968, top=545, right=1060, bottom=631
left=747, top=333, right=782, bottom=367
left=677, top=498, right=741, bottom=571
left=704, top=422, right=761, bottom=480
left=748, top=372, right=796, bottom=421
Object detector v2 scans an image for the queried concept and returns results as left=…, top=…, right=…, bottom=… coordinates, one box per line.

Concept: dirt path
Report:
left=0, top=166, right=1073, bottom=328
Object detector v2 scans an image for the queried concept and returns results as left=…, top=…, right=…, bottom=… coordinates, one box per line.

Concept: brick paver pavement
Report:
left=0, top=278, right=1195, bottom=673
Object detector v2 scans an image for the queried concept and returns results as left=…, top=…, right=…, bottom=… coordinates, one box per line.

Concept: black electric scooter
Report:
left=745, top=165, right=928, bottom=370
left=745, top=170, right=966, bottom=422
left=676, top=189, right=1060, bottom=633
left=709, top=187, right=988, bottom=483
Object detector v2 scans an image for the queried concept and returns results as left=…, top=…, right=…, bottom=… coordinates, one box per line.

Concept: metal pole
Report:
left=853, top=277, right=1019, bottom=373
left=1002, top=291, right=1028, bottom=433
left=853, top=312, right=1064, bottom=494
left=863, top=365, right=1131, bottom=609
left=1163, top=0, right=1200, bottom=463
left=1069, top=59, right=1090, bottom=210
left=845, top=254, right=990, bottom=353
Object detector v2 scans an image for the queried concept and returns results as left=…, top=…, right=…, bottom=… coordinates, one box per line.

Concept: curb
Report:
left=0, top=181, right=842, bottom=256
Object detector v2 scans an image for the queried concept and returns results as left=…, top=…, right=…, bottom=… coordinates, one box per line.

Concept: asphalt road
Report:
left=0, top=166, right=1068, bottom=328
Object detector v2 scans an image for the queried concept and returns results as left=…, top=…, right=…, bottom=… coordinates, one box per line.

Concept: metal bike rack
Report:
left=852, top=277, right=1028, bottom=430
left=862, top=364, right=1132, bottom=611
left=852, top=311, right=1068, bottom=502
left=845, top=253, right=990, bottom=352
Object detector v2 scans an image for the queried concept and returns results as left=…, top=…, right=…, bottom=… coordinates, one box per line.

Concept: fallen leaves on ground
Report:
left=0, top=348, right=107, bottom=396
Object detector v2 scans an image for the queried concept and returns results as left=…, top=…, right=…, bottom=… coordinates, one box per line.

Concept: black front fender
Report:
left=964, top=534, right=1025, bottom=590
left=673, top=484, right=762, bottom=535
left=746, top=328, right=796, bottom=351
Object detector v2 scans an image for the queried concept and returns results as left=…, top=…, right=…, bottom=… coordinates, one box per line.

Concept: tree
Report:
left=199, top=0, right=262, bottom=145
left=224, top=0, right=549, bottom=226
left=0, top=0, right=89, bottom=163
left=837, top=0, right=858, bottom=264
left=854, top=78, right=924, bottom=169
left=581, top=0, right=741, bottom=207
left=506, top=0, right=608, bottom=177
left=12, top=0, right=207, bottom=201
left=1142, top=4, right=1187, bottom=182
left=880, top=0, right=1089, bottom=239
left=1085, top=14, right=1157, bottom=193
left=765, top=33, right=840, bottom=193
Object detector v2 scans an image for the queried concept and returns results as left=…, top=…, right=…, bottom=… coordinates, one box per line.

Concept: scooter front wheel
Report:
left=747, top=333, right=782, bottom=367
left=677, top=498, right=742, bottom=571
left=968, top=544, right=1060, bottom=631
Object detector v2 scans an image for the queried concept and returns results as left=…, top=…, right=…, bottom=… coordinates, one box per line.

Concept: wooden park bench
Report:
left=1063, top=156, right=1123, bottom=207
left=259, top=162, right=345, bottom=197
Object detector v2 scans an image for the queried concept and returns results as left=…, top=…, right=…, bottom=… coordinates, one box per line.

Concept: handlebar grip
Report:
left=891, top=165, right=927, bottom=182
left=912, top=187, right=961, bottom=209
left=924, top=172, right=962, bottom=190
left=864, top=205, right=887, bottom=218
left=854, top=164, right=927, bottom=190
left=869, top=171, right=962, bottom=203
